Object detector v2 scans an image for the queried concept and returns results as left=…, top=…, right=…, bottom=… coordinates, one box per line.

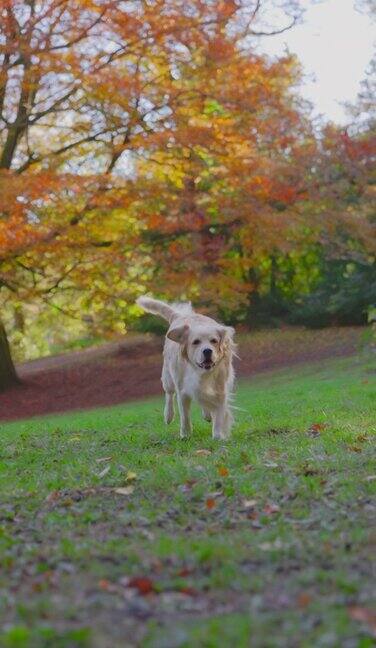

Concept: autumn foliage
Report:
left=0, top=0, right=374, bottom=382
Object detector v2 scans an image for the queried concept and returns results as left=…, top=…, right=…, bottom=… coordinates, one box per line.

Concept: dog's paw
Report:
left=164, top=411, right=174, bottom=424
left=212, top=430, right=229, bottom=441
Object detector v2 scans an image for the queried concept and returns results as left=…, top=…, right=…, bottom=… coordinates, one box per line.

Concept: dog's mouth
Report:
left=198, top=360, right=215, bottom=371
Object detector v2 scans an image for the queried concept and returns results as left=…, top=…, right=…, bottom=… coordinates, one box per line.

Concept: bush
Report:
left=289, top=262, right=376, bottom=327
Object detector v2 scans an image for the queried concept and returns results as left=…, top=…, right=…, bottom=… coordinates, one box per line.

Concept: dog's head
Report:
left=166, top=322, right=235, bottom=371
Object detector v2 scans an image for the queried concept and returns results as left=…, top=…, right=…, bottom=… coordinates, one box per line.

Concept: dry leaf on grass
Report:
left=348, top=445, right=362, bottom=453
left=243, top=499, right=257, bottom=509
left=263, top=503, right=280, bottom=515
left=96, top=456, right=112, bottom=463
left=264, top=461, right=279, bottom=469
left=195, top=449, right=212, bottom=456
left=114, top=486, right=134, bottom=496
left=307, top=423, right=326, bottom=437
left=98, top=579, right=119, bottom=594
left=45, top=490, right=60, bottom=504
left=97, top=465, right=111, bottom=478
left=348, top=606, right=376, bottom=637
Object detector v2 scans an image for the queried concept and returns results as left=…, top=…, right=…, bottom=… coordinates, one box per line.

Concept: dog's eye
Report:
left=192, top=339, right=201, bottom=345
left=210, top=338, right=218, bottom=344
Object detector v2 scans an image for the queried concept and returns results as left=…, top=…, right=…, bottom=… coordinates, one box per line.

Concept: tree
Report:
left=130, top=41, right=313, bottom=313
left=0, top=0, right=304, bottom=387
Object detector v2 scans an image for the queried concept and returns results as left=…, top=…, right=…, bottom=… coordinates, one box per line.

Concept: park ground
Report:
left=0, top=326, right=366, bottom=421
left=0, top=340, right=375, bottom=647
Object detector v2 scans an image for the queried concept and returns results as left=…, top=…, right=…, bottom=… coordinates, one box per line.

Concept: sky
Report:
left=258, top=0, right=375, bottom=124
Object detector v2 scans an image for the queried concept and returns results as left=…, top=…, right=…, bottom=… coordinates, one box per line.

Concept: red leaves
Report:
left=98, top=572, right=199, bottom=599
left=128, top=577, right=155, bottom=596
left=205, top=498, right=216, bottom=510
left=307, top=422, right=326, bottom=437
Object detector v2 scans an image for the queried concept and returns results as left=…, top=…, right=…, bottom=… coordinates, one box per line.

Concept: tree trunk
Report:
left=0, top=320, right=20, bottom=391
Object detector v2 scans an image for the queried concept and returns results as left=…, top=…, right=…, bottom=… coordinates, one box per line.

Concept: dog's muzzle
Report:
left=198, top=360, right=215, bottom=371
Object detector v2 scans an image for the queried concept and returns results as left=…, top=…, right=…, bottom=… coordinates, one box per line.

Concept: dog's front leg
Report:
left=176, top=392, right=192, bottom=439
left=212, top=402, right=232, bottom=440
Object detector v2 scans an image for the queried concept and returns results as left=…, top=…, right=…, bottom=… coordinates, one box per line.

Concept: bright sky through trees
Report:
left=259, top=0, right=375, bottom=123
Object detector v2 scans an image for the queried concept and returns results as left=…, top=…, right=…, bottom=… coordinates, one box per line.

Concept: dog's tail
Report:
left=136, top=296, right=178, bottom=323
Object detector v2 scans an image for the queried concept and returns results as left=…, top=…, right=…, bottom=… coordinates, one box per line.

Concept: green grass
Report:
left=0, top=355, right=375, bottom=648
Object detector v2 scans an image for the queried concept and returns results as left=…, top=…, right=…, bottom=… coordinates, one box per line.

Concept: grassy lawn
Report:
left=0, top=354, right=375, bottom=648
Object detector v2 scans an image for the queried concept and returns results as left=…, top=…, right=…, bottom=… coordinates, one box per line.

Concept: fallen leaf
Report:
left=348, top=445, right=362, bottom=453
left=356, top=434, right=368, bottom=443
left=114, top=486, right=134, bottom=495
left=243, top=499, right=257, bottom=509
left=308, top=423, right=326, bottom=437
left=218, top=466, right=229, bottom=477
left=264, top=461, right=279, bottom=469
left=45, top=490, right=60, bottom=504
left=177, top=567, right=193, bottom=577
left=179, top=586, right=198, bottom=597
left=68, top=436, right=81, bottom=443
left=125, top=471, right=137, bottom=482
left=297, top=592, right=312, bottom=608
left=348, top=606, right=376, bottom=637
left=365, top=475, right=376, bottom=482
left=128, top=577, right=155, bottom=595
left=195, top=449, right=212, bottom=456
left=98, top=465, right=110, bottom=478
left=263, top=503, right=280, bottom=515
left=96, top=456, right=112, bottom=463
left=206, top=498, right=216, bottom=510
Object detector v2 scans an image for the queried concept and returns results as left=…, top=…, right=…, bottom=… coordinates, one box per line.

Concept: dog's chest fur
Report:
left=175, top=358, right=232, bottom=407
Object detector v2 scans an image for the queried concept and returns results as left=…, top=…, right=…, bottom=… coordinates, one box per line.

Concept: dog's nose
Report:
left=203, top=348, right=212, bottom=359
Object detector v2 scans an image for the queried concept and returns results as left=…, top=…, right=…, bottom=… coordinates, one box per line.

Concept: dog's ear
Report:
left=217, top=325, right=235, bottom=341
left=166, top=324, right=189, bottom=343
left=217, top=326, right=235, bottom=358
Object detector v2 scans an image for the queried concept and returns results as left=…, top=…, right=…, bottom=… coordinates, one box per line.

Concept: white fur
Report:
left=137, top=296, right=235, bottom=440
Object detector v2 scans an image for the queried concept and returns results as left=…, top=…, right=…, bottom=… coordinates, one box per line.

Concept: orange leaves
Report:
left=307, top=423, right=326, bottom=437
left=127, top=577, right=155, bottom=596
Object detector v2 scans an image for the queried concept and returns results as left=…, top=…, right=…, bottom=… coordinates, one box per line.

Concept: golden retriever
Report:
left=136, top=297, right=235, bottom=439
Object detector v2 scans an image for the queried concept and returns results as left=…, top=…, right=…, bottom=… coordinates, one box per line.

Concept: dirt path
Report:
left=0, top=326, right=365, bottom=422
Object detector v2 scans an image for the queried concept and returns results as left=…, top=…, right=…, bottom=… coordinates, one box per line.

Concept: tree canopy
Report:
left=0, top=0, right=374, bottom=377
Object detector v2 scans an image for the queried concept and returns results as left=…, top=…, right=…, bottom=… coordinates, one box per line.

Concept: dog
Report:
left=136, top=296, right=236, bottom=439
